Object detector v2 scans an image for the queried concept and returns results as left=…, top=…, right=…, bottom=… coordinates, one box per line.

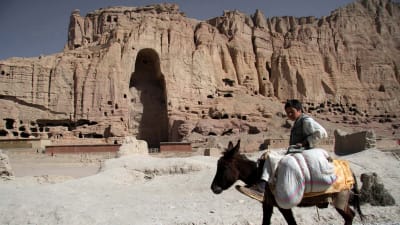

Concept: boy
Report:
left=285, top=99, right=327, bottom=152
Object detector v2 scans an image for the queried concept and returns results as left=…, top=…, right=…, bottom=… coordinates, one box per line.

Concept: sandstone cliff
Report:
left=0, top=1, right=399, bottom=148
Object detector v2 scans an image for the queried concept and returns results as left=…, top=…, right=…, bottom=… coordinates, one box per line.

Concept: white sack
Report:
left=273, top=148, right=336, bottom=209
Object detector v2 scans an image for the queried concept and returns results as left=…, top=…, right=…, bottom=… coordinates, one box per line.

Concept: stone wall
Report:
left=45, top=144, right=120, bottom=154
left=160, top=142, right=192, bottom=152
left=334, top=129, right=376, bottom=155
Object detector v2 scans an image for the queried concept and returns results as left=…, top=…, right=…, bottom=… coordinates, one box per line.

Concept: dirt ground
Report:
left=4, top=149, right=108, bottom=179
left=1, top=143, right=399, bottom=225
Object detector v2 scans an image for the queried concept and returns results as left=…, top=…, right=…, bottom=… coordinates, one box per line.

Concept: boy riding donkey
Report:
left=237, top=99, right=329, bottom=203
left=213, top=99, right=363, bottom=223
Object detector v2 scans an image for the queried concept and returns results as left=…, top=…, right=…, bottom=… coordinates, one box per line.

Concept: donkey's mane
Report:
left=236, top=153, right=254, bottom=162
left=223, top=149, right=252, bottom=161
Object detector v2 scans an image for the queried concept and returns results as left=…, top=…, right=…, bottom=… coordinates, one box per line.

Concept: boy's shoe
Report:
left=235, top=181, right=266, bottom=202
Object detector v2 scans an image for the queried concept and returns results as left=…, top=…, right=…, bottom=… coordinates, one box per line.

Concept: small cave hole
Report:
left=248, top=126, right=261, bottom=134
left=222, top=78, right=235, bottom=87
left=223, top=93, right=233, bottom=98
left=208, top=132, right=217, bottom=136
left=4, top=118, right=15, bottom=129
left=0, top=129, right=8, bottom=136
left=20, top=132, right=30, bottom=138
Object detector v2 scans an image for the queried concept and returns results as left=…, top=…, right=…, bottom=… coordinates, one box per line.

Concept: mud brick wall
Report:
left=46, top=144, right=120, bottom=154
left=159, top=142, right=191, bottom=152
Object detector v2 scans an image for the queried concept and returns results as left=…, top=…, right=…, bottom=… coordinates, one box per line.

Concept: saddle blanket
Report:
left=303, top=159, right=354, bottom=198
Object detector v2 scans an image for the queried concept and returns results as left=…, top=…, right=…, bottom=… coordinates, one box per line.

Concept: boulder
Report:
left=204, top=147, right=220, bottom=157
left=0, top=150, right=13, bottom=177
left=117, top=136, right=148, bottom=157
left=334, top=129, right=376, bottom=155
left=360, top=172, right=395, bottom=206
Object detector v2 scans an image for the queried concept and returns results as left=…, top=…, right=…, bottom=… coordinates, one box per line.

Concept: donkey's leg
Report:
left=334, top=190, right=355, bottom=225
left=335, top=206, right=355, bottom=225
left=262, top=203, right=273, bottom=225
left=278, top=207, right=297, bottom=225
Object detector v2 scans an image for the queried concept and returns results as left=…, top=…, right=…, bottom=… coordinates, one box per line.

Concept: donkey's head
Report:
left=211, top=140, right=258, bottom=194
left=211, top=140, right=241, bottom=194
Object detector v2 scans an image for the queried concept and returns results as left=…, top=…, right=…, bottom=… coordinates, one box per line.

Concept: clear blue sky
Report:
left=0, top=0, right=357, bottom=60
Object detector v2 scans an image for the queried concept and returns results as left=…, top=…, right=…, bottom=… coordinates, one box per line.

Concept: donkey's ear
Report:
left=235, top=140, right=241, bottom=149
left=230, top=139, right=241, bottom=155
left=224, top=140, right=240, bottom=158
left=228, top=141, right=234, bottom=150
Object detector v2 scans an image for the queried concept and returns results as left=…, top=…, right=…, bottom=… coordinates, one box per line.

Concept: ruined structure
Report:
left=0, top=1, right=399, bottom=148
left=0, top=150, right=13, bottom=177
left=334, top=129, right=376, bottom=155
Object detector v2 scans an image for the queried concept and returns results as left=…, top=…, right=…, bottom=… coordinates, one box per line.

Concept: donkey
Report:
left=211, top=140, right=363, bottom=225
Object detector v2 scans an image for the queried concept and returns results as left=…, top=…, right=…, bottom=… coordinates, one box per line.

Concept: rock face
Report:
left=0, top=1, right=399, bottom=148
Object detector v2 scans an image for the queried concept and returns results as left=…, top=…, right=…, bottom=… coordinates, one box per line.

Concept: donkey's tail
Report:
left=351, top=173, right=364, bottom=221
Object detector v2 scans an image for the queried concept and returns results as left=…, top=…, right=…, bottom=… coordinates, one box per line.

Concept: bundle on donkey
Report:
left=211, top=140, right=363, bottom=225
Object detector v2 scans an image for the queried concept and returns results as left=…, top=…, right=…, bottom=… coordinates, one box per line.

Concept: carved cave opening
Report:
left=129, top=48, right=168, bottom=148
left=0, top=129, right=8, bottom=136
left=4, top=118, right=15, bottom=130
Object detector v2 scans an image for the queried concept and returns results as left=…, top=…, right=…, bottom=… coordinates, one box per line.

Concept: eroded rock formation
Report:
left=360, top=172, right=396, bottom=206
left=0, top=150, right=13, bottom=177
left=0, top=1, right=399, bottom=147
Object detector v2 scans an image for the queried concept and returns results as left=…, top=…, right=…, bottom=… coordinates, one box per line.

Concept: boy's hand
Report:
left=295, top=143, right=303, bottom=148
